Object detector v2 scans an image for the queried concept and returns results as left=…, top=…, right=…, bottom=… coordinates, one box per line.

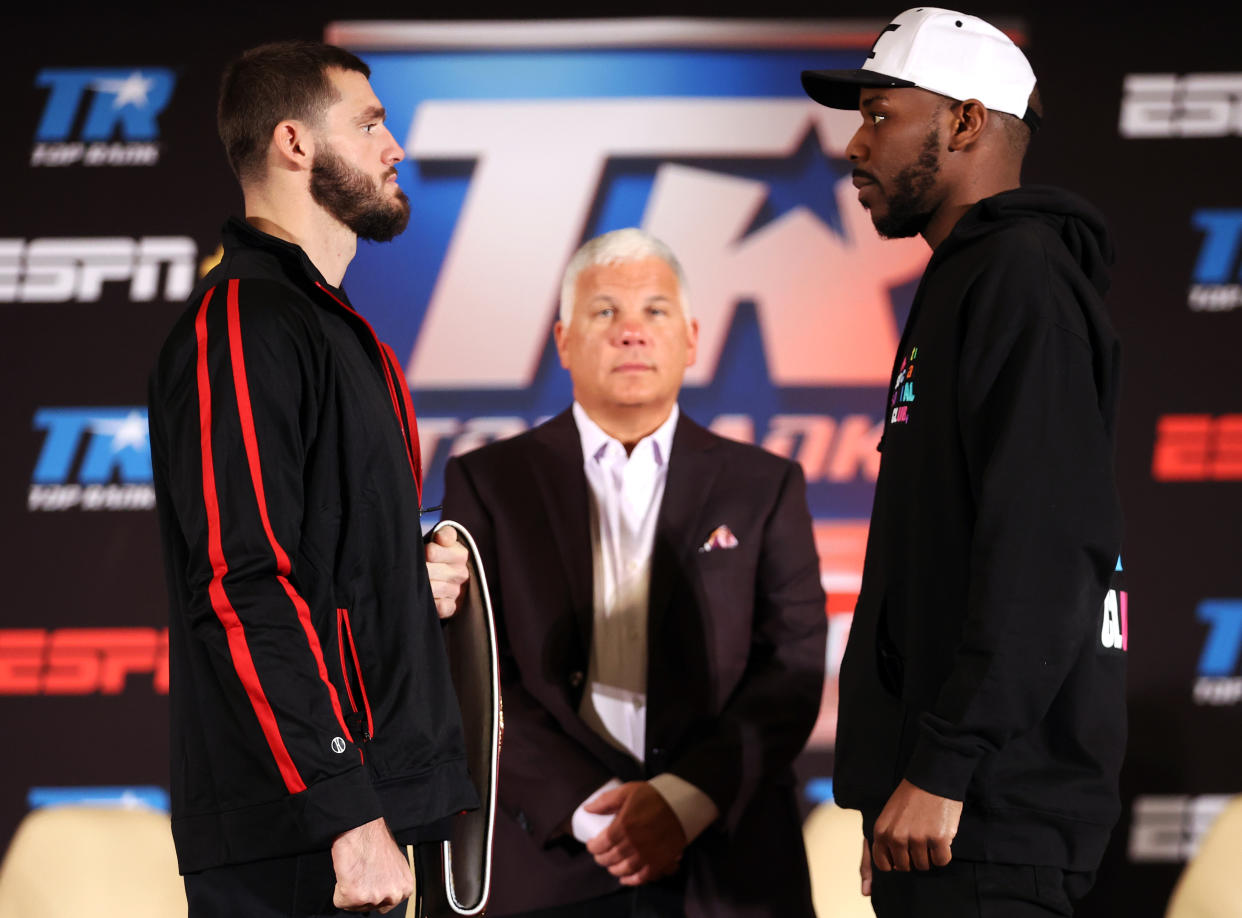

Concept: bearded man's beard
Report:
left=310, top=146, right=410, bottom=242
left=872, top=128, right=942, bottom=240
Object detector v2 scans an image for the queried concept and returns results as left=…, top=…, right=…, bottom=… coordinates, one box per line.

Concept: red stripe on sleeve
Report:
left=196, top=286, right=306, bottom=794
left=225, top=279, right=355, bottom=749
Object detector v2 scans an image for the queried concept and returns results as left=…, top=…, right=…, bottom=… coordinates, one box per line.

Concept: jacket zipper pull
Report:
left=346, top=711, right=370, bottom=743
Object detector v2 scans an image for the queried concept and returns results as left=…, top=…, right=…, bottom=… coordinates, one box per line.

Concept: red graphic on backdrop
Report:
left=1152, top=414, right=1242, bottom=481
left=0, top=628, right=168, bottom=695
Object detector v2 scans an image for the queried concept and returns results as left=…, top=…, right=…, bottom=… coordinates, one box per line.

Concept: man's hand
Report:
left=330, top=817, right=414, bottom=914
left=584, top=781, right=687, bottom=887
left=861, top=837, right=873, bottom=896
left=425, top=526, right=469, bottom=619
left=871, top=779, right=963, bottom=873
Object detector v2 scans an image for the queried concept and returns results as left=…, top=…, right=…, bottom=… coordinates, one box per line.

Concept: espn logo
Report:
left=1152, top=414, right=1242, bottom=481
left=0, top=628, right=168, bottom=695
left=1120, top=74, right=1242, bottom=138
left=1130, top=794, right=1232, bottom=862
left=0, top=236, right=195, bottom=303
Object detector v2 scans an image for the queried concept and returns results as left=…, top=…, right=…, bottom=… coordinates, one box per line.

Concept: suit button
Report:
left=650, top=746, right=663, bottom=758
left=569, top=670, right=584, bottom=688
left=516, top=810, right=531, bottom=833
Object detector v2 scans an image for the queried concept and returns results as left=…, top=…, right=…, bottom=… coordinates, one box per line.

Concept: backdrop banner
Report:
left=2, top=7, right=1239, bottom=916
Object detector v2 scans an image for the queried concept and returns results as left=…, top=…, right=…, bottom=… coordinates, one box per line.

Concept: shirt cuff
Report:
left=570, top=778, right=622, bottom=844
left=649, top=773, right=720, bottom=844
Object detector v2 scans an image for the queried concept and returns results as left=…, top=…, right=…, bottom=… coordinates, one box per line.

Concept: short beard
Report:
left=872, top=128, right=942, bottom=239
left=309, top=145, right=410, bottom=243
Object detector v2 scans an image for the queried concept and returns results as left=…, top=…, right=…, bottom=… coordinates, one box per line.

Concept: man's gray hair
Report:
left=559, top=227, right=690, bottom=325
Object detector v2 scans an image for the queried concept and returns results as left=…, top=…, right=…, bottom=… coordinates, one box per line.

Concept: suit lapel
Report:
left=649, top=416, right=722, bottom=642
left=528, top=410, right=595, bottom=647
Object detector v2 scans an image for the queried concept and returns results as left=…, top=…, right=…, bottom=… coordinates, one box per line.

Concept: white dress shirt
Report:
left=569, top=402, right=719, bottom=845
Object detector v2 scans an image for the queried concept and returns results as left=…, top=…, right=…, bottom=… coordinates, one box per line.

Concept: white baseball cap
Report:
left=802, top=7, right=1040, bottom=130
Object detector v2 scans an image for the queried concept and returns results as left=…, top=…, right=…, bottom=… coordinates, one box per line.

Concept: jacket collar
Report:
left=221, top=216, right=350, bottom=304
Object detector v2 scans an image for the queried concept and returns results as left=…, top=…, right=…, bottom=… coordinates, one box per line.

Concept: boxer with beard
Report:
left=149, top=40, right=477, bottom=917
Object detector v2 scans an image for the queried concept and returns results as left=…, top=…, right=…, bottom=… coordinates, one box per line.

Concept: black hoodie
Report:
left=834, top=186, right=1126, bottom=871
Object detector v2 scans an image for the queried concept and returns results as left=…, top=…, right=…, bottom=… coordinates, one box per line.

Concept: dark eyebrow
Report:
left=356, top=105, right=386, bottom=124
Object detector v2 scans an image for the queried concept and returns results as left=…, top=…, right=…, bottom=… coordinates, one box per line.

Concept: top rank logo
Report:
left=1189, top=210, right=1242, bottom=312
left=31, top=68, right=175, bottom=167
left=326, top=19, right=934, bottom=592
left=1193, top=599, right=1242, bottom=706
left=28, top=408, right=154, bottom=511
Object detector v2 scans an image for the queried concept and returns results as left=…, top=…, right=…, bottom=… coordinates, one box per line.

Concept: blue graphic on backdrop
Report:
left=27, top=786, right=169, bottom=812
left=1196, top=600, right=1242, bottom=677
left=29, top=408, right=153, bottom=511
left=334, top=38, right=930, bottom=579
left=1193, top=599, right=1242, bottom=707
left=1189, top=210, right=1242, bottom=312
left=32, top=68, right=175, bottom=166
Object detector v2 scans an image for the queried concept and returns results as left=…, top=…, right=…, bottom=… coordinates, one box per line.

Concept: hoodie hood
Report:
left=939, top=186, right=1116, bottom=296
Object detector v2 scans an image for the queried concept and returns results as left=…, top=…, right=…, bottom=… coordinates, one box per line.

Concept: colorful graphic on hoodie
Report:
left=890, top=346, right=917, bottom=424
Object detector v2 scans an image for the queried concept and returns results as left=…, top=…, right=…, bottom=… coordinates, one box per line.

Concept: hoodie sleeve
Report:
left=152, top=278, right=382, bottom=840
left=903, top=239, right=1122, bottom=801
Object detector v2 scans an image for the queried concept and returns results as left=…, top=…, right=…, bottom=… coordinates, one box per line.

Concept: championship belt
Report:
left=412, top=520, right=501, bottom=917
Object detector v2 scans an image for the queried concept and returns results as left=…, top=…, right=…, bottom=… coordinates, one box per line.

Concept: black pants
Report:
left=503, top=885, right=685, bottom=918
left=870, top=860, right=1095, bottom=918
left=184, top=849, right=408, bottom=918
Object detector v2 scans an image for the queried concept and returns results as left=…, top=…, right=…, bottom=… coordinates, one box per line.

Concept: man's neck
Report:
left=922, top=170, right=1022, bottom=250
left=243, top=185, right=356, bottom=286
left=584, top=403, right=676, bottom=455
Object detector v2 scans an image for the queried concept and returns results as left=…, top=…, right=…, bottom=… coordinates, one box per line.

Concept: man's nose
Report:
left=845, top=126, right=867, bottom=163
left=616, top=320, right=650, bottom=345
left=382, top=126, right=404, bottom=165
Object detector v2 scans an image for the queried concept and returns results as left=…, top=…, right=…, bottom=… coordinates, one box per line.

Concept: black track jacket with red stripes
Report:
left=149, top=218, right=477, bottom=874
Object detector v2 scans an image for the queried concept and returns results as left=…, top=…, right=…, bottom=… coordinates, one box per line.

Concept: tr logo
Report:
left=1193, top=599, right=1242, bottom=706
left=32, top=68, right=176, bottom=166
left=401, top=100, right=927, bottom=390
left=28, top=408, right=154, bottom=512
left=1188, top=210, right=1242, bottom=312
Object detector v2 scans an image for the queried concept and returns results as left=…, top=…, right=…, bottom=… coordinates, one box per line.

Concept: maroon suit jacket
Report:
left=441, top=409, right=826, bottom=917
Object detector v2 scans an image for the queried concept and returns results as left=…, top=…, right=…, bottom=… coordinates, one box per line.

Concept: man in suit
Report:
left=440, top=228, right=827, bottom=917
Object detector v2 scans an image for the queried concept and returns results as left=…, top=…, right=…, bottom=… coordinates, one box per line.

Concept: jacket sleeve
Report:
left=442, top=454, right=616, bottom=846
left=154, top=279, right=381, bottom=840
left=665, top=462, right=828, bottom=830
left=903, top=248, right=1122, bottom=800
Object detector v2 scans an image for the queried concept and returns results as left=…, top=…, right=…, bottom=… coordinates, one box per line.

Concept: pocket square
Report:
left=699, top=524, right=739, bottom=553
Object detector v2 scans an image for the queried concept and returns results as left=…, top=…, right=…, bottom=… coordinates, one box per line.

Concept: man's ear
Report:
left=947, top=99, right=989, bottom=152
left=553, top=319, right=571, bottom=370
left=270, top=119, right=314, bottom=171
left=684, top=316, right=699, bottom=369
